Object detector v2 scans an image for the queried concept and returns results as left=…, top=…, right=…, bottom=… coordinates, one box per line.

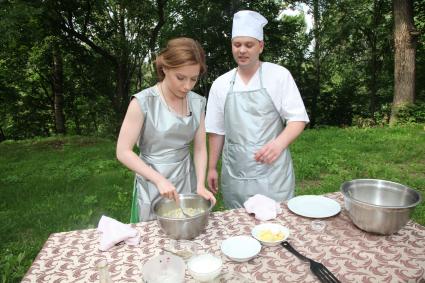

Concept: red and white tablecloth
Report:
left=22, top=192, right=425, bottom=282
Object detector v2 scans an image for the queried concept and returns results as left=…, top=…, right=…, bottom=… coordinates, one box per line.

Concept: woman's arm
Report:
left=116, top=99, right=179, bottom=201
left=193, top=112, right=216, bottom=204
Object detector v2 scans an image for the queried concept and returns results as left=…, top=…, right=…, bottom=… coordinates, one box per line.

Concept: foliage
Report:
left=1, top=0, right=424, bottom=139
left=414, top=0, right=425, bottom=103
left=1, top=127, right=425, bottom=281
left=393, top=103, right=425, bottom=124
left=0, top=250, right=27, bottom=283
left=0, top=1, right=50, bottom=139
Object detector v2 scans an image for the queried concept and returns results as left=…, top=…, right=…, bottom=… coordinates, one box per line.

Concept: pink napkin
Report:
left=244, top=194, right=282, bottom=221
left=97, top=215, right=140, bottom=251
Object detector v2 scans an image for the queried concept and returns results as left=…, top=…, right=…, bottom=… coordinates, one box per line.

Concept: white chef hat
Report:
left=232, top=10, right=268, bottom=41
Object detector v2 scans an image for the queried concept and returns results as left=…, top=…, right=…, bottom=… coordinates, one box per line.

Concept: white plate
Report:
left=287, top=195, right=341, bottom=218
left=220, top=236, right=261, bottom=262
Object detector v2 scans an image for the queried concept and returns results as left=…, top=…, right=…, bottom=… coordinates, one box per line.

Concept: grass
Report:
left=1, top=125, right=424, bottom=282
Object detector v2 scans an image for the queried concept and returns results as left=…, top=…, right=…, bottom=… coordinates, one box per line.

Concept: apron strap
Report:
left=259, top=63, right=264, bottom=89
left=130, top=180, right=140, bottom=223
left=229, top=68, right=237, bottom=93
left=230, top=63, right=264, bottom=92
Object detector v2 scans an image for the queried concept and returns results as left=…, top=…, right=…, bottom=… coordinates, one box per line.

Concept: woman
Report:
left=116, top=37, right=216, bottom=222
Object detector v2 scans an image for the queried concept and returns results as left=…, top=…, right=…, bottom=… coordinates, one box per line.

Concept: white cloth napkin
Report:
left=243, top=194, right=282, bottom=221
left=97, top=215, right=140, bottom=251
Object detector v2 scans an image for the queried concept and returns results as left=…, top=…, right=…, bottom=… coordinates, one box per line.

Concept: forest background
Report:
left=1, top=0, right=424, bottom=139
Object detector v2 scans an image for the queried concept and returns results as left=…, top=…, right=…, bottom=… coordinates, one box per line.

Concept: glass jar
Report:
left=96, top=259, right=113, bottom=283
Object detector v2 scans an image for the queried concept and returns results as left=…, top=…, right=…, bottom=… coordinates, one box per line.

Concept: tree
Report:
left=49, top=0, right=168, bottom=131
left=311, top=0, right=322, bottom=128
left=0, top=1, right=53, bottom=139
left=51, top=41, right=66, bottom=134
left=391, top=0, right=418, bottom=125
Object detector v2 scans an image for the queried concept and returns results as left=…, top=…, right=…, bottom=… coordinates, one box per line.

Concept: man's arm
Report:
left=207, top=133, right=225, bottom=194
left=254, top=121, right=306, bottom=164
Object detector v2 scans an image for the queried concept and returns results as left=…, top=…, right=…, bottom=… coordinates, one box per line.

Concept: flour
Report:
left=188, top=254, right=222, bottom=273
left=152, top=270, right=182, bottom=283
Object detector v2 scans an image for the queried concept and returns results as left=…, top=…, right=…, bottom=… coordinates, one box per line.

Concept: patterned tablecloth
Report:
left=22, top=192, right=425, bottom=283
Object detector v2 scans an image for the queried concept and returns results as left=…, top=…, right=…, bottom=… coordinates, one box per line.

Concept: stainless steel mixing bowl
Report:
left=341, top=179, right=421, bottom=235
left=153, top=194, right=213, bottom=240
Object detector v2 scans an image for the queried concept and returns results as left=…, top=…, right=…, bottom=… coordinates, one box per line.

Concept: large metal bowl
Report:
left=153, top=194, right=213, bottom=240
left=341, top=179, right=421, bottom=235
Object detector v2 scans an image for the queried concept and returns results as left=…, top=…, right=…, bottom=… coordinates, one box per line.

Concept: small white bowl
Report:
left=251, top=223, right=290, bottom=246
left=221, top=236, right=261, bottom=262
left=187, top=253, right=222, bottom=282
left=141, top=254, right=185, bottom=283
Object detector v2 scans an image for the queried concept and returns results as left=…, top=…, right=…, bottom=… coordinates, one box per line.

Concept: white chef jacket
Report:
left=205, top=62, right=309, bottom=135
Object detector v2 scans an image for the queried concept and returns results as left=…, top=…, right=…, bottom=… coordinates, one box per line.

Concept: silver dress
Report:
left=130, top=86, right=205, bottom=222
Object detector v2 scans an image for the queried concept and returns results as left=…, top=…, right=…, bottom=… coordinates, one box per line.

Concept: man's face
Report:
left=231, top=36, right=264, bottom=69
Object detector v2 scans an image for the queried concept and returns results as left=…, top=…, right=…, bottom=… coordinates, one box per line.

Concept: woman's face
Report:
left=231, top=36, right=264, bottom=70
left=163, top=64, right=200, bottom=98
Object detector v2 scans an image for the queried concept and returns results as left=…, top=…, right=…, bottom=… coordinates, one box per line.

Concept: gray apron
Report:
left=130, top=87, right=204, bottom=222
left=221, top=64, right=295, bottom=209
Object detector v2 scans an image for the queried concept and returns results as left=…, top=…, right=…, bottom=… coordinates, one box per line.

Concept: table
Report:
left=22, top=193, right=425, bottom=282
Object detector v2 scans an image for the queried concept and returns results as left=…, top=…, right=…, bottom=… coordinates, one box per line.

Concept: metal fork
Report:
left=281, top=241, right=341, bottom=283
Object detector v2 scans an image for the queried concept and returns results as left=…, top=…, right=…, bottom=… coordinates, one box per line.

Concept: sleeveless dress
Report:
left=130, top=86, right=206, bottom=222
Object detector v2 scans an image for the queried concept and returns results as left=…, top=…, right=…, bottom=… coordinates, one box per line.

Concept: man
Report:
left=205, top=10, right=309, bottom=209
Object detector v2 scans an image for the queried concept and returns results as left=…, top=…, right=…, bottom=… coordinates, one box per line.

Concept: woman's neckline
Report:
left=155, top=84, right=191, bottom=118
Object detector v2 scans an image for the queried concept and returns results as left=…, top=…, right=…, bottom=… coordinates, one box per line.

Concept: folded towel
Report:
left=97, top=215, right=140, bottom=251
left=244, top=194, right=282, bottom=221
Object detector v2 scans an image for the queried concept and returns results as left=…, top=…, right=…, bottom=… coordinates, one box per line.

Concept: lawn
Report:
left=1, top=125, right=424, bottom=282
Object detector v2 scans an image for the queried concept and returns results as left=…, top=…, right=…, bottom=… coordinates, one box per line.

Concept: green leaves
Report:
left=0, top=250, right=27, bottom=283
left=0, top=0, right=424, bottom=136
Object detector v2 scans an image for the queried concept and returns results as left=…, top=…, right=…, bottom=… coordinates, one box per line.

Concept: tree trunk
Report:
left=0, top=127, right=5, bottom=142
left=310, top=0, right=321, bottom=128
left=115, top=62, right=130, bottom=121
left=390, top=0, right=416, bottom=125
left=370, top=39, right=378, bottom=117
left=52, top=45, right=66, bottom=134
left=369, top=0, right=380, bottom=118
left=73, top=110, right=82, bottom=135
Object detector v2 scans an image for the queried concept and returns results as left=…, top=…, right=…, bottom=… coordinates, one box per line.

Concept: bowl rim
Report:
left=220, top=235, right=261, bottom=261
left=187, top=253, right=223, bottom=275
left=251, top=223, right=290, bottom=244
left=141, top=254, right=186, bottom=280
left=163, top=239, right=202, bottom=257
left=153, top=193, right=214, bottom=220
left=340, top=178, right=422, bottom=209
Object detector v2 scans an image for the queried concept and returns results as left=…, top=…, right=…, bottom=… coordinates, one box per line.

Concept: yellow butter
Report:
left=258, top=229, right=284, bottom=242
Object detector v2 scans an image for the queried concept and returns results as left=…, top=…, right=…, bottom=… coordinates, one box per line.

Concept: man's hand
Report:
left=254, top=139, right=285, bottom=164
left=207, top=168, right=219, bottom=194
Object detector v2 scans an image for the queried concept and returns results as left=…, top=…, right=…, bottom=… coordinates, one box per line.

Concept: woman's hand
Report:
left=156, top=178, right=179, bottom=202
left=197, top=187, right=216, bottom=205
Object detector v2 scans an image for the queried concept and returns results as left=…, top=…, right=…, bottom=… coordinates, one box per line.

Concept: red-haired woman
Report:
left=117, top=38, right=216, bottom=222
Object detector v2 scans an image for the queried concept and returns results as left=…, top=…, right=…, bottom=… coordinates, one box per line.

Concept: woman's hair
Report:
left=155, top=37, right=207, bottom=81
